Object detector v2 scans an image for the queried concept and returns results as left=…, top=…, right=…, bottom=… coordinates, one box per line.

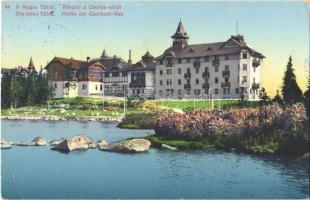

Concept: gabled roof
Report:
left=45, top=57, right=106, bottom=71
left=158, top=35, right=265, bottom=59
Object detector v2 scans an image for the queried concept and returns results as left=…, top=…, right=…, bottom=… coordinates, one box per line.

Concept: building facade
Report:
left=155, top=20, right=264, bottom=100
left=44, top=21, right=264, bottom=100
left=127, top=51, right=156, bottom=98
left=45, top=57, right=105, bottom=98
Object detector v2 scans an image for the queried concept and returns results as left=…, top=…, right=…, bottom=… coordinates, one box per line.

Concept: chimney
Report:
left=128, top=50, right=132, bottom=67
left=86, top=56, right=90, bottom=62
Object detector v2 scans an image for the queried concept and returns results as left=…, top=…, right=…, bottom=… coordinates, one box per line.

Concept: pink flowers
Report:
left=155, top=103, right=307, bottom=139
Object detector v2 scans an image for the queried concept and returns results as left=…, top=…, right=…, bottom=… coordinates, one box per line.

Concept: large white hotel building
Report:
left=155, top=20, right=264, bottom=100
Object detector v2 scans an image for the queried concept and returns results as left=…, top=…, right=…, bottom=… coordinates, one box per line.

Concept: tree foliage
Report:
left=304, top=71, right=310, bottom=120
left=281, top=56, right=303, bottom=104
left=1, top=69, right=52, bottom=108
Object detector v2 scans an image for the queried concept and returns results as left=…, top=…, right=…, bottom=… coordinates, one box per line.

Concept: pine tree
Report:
left=1, top=73, right=12, bottom=108
left=259, top=87, right=270, bottom=105
left=304, top=69, right=310, bottom=119
left=272, top=89, right=284, bottom=107
left=281, top=56, right=303, bottom=104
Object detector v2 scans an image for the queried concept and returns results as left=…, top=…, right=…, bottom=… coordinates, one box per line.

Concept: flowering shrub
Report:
left=155, top=103, right=308, bottom=140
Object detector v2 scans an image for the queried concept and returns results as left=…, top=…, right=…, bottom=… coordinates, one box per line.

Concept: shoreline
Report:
left=1, top=115, right=122, bottom=122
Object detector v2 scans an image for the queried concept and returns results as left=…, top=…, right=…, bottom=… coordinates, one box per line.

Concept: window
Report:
left=243, top=53, right=247, bottom=59
left=235, top=88, right=239, bottom=94
left=178, top=58, right=182, bottom=64
left=178, top=90, right=182, bottom=96
left=141, top=89, right=144, bottom=94
left=223, top=88, right=226, bottom=95
left=160, top=70, right=163, bottom=75
left=225, top=65, right=229, bottom=71
left=187, top=68, right=190, bottom=73
left=178, top=68, right=181, bottom=74
left=196, top=79, right=199, bottom=85
left=243, top=64, right=247, bottom=71
left=205, top=67, right=209, bottom=72
left=225, top=55, right=229, bottom=60
left=82, top=84, right=87, bottom=90
left=132, top=89, right=135, bottom=94
left=54, top=83, right=57, bottom=88
left=215, top=77, right=218, bottom=84
left=204, top=56, right=209, bottom=62
left=242, top=76, right=247, bottom=83
left=225, top=77, right=229, bottom=82
left=215, top=89, right=219, bottom=94
left=160, top=60, right=163, bottom=65
left=159, top=80, right=163, bottom=85
left=100, top=84, right=103, bottom=91
left=167, top=69, right=172, bottom=75
left=112, top=72, right=119, bottom=77
left=159, top=90, right=163, bottom=96
left=178, top=79, right=181, bottom=85
left=186, top=58, right=191, bottom=63
left=95, top=85, right=98, bottom=90
left=104, top=72, right=109, bottom=77
left=215, top=66, right=219, bottom=72
left=196, top=68, right=199, bottom=73
left=227, top=88, right=230, bottom=94
left=122, top=72, right=127, bottom=76
left=166, top=58, right=173, bottom=66
left=253, top=67, right=256, bottom=73
left=166, top=79, right=172, bottom=85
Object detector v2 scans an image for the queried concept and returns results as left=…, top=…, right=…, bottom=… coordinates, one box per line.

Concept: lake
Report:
left=1, top=120, right=309, bottom=199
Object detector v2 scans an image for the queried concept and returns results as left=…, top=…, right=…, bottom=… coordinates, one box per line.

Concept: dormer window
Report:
left=166, top=58, right=173, bottom=67
left=186, top=58, right=191, bottom=63
left=243, top=53, right=247, bottom=59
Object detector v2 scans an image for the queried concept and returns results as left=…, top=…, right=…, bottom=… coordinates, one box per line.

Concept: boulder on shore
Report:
left=14, top=137, right=47, bottom=146
left=51, top=135, right=97, bottom=152
left=97, top=139, right=109, bottom=149
left=99, top=138, right=151, bottom=153
left=161, top=143, right=178, bottom=150
left=1, top=139, right=11, bottom=150
left=32, top=137, right=47, bottom=146
left=49, top=138, right=66, bottom=146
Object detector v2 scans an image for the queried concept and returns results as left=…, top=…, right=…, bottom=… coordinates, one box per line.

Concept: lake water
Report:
left=1, top=120, right=309, bottom=199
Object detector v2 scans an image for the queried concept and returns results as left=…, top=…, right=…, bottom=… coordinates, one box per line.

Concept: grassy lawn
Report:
left=1, top=107, right=122, bottom=117
left=152, top=99, right=260, bottom=110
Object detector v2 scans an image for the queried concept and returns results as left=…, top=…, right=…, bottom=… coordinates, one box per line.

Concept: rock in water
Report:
left=97, top=139, right=109, bottom=150
left=52, top=135, right=97, bottom=152
left=32, top=137, right=47, bottom=146
left=1, top=139, right=11, bottom=150
left=49, top=138, right=66, bottom=146
left=161, top=144, right=178, bottom=150
left=99, top=139, right=151, bottom=153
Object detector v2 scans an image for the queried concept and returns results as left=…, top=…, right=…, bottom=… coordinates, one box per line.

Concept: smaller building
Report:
left=45, top=57, right=105, bottom=98
left=128, top=51, right=156, bottom=98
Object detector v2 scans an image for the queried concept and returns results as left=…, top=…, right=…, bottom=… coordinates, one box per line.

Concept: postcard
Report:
left=1, top=0, right=309, bottom=199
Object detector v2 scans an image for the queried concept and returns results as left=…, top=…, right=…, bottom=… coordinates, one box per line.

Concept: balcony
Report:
left=202, top=71, right=210, bottom=78
left=184, top=83, right=191, bottom=90
left=222, top=70, right=230, bottom=77
left=184, top=72, right=191, bottom=79
left=221, top=82, right=231, bottom=88
left=252, top=58, right=261, bottom=67
left=166, top=63, right=173, bottom=67
left=252, top=83, right=260, bottom=90
left=129, top=82, right=145, bottom=88
left=202, top=83, right=209, bottom=89
left=193, top=61, right=201, bottom=68
left=212, top=59, right=220, bottom=66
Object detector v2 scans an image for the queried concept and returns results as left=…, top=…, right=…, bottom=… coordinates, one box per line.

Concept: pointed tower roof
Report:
left=142, top=51, right=154, bottom=59
left=101, top=49, right=108, bottom=59
left=171, top=19, right=189, bottom=39
left=28, top=57, right=35, bottom=69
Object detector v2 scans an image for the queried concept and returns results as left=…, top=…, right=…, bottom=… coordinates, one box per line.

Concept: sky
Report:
left=1, top=1, right=309, bottom=96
